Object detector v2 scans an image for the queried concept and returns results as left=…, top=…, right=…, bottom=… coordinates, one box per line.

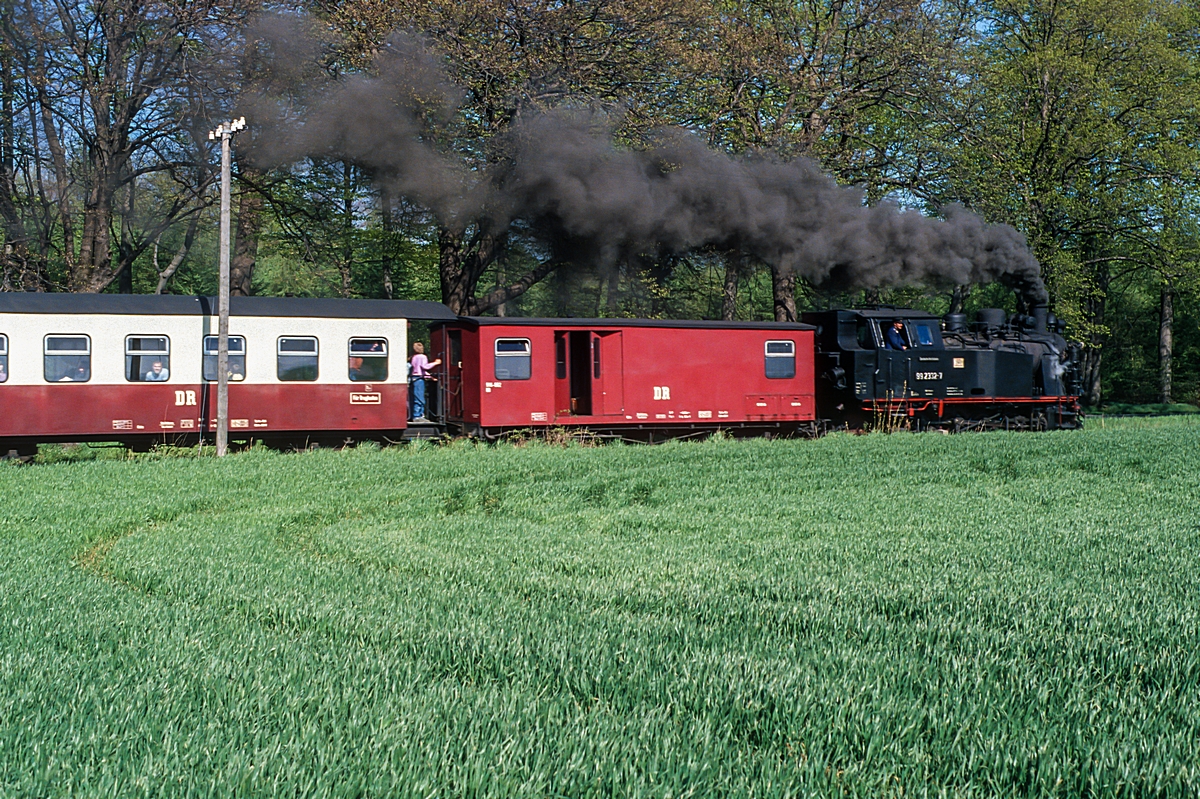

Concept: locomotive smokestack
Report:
left=1032, top=304, right=1048, bottom=334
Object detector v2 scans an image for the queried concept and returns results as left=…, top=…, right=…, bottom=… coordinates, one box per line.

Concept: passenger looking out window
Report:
left=203, top=336, right=246, bottom=381
left=145, top=360, right=169, bottom=381
left=126, top=336, right=170, bottom=382
left=348, top=338, right=388, bottom=382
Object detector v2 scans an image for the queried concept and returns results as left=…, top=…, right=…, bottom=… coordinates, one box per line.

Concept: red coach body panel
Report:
left=0, top=384, right=408, bottom=439
left=435, top=319, right=816, bottom=431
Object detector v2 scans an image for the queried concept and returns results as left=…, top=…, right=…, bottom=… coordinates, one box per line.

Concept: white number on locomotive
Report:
left=915, top=371, right=943, bottom=380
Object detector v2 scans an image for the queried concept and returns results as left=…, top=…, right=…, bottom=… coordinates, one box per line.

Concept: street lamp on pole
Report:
left=208, top=116, right=246, bottom=457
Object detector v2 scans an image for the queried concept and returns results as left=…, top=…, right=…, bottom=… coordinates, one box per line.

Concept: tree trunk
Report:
left=722, top=254, right=740, bottom=320
left=771, top=265, right=796, bottom=322
left=72, top=188, right=115, bottom=292
left=495, top=262, right=507, bottom=317
left=438, top=226, right=507, bottom=315
left=0, top=29, right=30, bottom=288
left=1159, top=282, right=1173, bottom=405
left=1080, top=348, right=1102, bottom=407
left=602, top=261, right=621, bottom=316
left=155, top=211, right=202, bottom=294
left=379, top=186, right=394, bottom=300
left=337, top=162, right=355, bottom=298
left=231, top=167, right=263, bottom=297
left=438, top=227, right=470, bottom=314
left=949, top=284, right=970, bottom=314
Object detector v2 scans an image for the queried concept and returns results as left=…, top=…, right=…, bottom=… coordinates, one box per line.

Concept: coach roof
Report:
left=449, top=317, right=815, bottom=330
left=0, top=292, right=458, bottom=320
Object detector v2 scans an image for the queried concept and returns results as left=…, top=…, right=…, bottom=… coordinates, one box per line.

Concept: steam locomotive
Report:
left=0, top=293, right=1080, bottom=457
left=802, top=305, right=1082, bottom=432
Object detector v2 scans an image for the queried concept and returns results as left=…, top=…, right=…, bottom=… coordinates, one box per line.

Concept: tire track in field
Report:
left=73, top=499, right=219, bottom=585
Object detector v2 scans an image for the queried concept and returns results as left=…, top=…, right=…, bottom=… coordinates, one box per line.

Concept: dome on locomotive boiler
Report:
left=975, top=308, right=1007, bottom=330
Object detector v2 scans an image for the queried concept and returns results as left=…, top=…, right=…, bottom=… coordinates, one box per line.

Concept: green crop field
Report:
left=2, top=418, right=1199, bottom=797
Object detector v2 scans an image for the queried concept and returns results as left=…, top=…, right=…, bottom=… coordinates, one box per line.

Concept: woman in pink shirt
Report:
left=409, top=341, right=442, bottom=422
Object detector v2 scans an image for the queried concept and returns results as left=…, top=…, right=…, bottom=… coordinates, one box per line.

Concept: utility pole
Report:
left=208, top=117, right=246, bottom=457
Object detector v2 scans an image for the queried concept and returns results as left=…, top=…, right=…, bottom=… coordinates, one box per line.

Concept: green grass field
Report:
left=3, top=418, right=1199, bottom=797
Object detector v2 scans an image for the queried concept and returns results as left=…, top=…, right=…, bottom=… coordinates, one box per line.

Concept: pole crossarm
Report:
left=208, top=117, right=246, bottom=458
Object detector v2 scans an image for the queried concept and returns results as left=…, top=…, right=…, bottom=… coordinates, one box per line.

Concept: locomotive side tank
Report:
left=802, top=306, right=1082, bottom=431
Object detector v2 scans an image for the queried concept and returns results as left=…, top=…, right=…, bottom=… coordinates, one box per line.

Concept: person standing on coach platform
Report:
left=409, top=342, right=442, bottom=423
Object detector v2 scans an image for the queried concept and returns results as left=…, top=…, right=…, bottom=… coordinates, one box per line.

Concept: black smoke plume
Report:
left=240, top=16, right=1048, bottom=306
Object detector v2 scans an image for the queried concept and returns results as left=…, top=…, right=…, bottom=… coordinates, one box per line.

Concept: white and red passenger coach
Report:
left=0, top=293, right=456, bottom=454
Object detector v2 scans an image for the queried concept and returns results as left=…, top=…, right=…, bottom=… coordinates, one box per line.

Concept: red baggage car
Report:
left=431, top=318, right=817, bottom=439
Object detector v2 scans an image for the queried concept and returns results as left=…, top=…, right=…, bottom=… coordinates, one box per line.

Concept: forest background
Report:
left=1, top=0, right=1198, bottom=407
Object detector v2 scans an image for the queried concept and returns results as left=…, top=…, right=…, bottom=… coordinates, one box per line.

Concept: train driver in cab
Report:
left=886, top=319, right=908, bottom=351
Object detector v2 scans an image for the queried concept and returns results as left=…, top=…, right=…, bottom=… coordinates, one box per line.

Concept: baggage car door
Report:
left=593, top=331, right=623, bottom=416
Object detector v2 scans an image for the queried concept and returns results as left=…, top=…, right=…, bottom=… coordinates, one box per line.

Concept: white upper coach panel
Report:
left=0, top=294, right=456, bottom=387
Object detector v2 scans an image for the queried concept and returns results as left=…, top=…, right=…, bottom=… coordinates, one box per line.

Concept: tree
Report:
left=682, top=0, right=967, bottom=320
left=928, top=0, right=1200, bottom=405
left=295, top=0, right=706, bottom=314
left=0, top=0, right=255, bottom=293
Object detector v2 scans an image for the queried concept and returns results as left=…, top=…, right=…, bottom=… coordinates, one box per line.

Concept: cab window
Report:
left=857, top=321, right=878, bottom=349
left=0, top=334, right=7, bottom=383
left=126, top=336, right=170, bottom=382
left=203, top=336, right=246, bottom=381
left=278, top=337, right=318, bottom=381
left=44, top=335, right=90, bottom=382
left=914, top=323, right=936, bottom=347
left=765, top=340, right=796, bottom=379
left=348, top=338, right=388, bottom=382
left=495, top=338, right=531, bottom=380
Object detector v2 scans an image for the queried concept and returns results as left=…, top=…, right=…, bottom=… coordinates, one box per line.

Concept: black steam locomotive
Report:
left=803, top=305, right=1082, bottom=431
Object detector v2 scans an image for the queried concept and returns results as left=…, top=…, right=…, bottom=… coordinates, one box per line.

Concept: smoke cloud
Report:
left=241, top=16, right=1048, bottom=305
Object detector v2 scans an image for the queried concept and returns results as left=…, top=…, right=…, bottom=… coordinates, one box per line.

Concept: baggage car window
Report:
left=126, top=336, right=170, bottom=382
left=203, top=336, right=246, bottom=381
left=348, top=338, right=388, bottom=382
left=764, top=340, right=796, bottom=379
left=278, top=336, right=318, bottom=381
left=0, top=334, right=6, bottom=383
left=495, top=338, right=531, bottom=380
left=45, top=335, right=90, bottom=382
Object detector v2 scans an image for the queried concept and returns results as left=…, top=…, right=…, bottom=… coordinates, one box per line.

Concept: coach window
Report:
left=348, top=338, right=388, bottom=382
left=764, top=340, right=796, bottom=379
left=203, top=336, right=246, bottom=381
left=126, top=336, right=170, bottom=382
left=495, top=338, right=531, bottom=380
left=0, top=334, right=7, bottom=382
left=278, top=336, right=319, bottom=381
left=44, top=335, right=91, bottom=382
